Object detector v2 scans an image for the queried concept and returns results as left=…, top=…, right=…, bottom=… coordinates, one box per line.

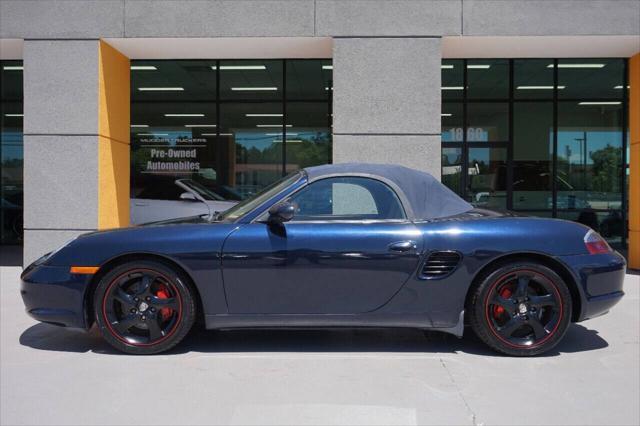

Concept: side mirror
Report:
left=268, top=201, right=295, bottom=224
left=180, top=192, right=199, bottom=202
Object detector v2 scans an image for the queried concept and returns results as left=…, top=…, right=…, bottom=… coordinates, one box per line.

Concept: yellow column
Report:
left=629, top=52, right=640, bottom=269
left=98, top=40, right=130, bottom=229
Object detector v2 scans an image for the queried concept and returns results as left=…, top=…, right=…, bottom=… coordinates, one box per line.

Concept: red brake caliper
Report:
left=493, top=287, right=512, bottom=319
left=155, top=285, right=173, bottom=321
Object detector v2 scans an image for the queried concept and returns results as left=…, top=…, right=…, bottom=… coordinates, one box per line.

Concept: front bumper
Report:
left=20, top=263, right=92, bottom=329
left=558, top=251, right=626, bottom=322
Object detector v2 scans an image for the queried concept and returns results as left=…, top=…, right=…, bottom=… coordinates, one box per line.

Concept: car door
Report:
left=221, top=176, right=423, bottom=314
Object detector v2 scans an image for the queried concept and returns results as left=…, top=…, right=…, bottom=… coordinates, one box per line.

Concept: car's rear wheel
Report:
left=94, top=260, right=195, bottom=355
left=468, top=262, right=572, bottom=356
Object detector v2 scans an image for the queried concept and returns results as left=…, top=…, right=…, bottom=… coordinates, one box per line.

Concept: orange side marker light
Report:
left=70, top=266, right=100, bottom=275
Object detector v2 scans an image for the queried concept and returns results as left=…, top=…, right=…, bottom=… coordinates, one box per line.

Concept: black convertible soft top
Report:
left=304, top=163, right=473, bottom=221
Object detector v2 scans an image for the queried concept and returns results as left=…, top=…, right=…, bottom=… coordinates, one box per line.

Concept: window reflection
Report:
left=513, top=102, right=553, bottom=209
left=467, top=147, right=507, bottom=209
left=440, top=58, right=627, bottom=247
left=467, top=59, right=509, bottom=100
left=219, top=60, right=283, bottom=101
left=1, top=61, right=23, bottom=245
left=220, top=102, right=284, bottom=199
left=442, top=148, right=463, bottom=196
left=514, top=59, right=555, bottom=100
left=131, top=59, right=332, bottom=203
left=441, top=60, right=464, bottom=100
left=441, top=103, right=463, bottom=142
left=558, top=59, right=625, bottom=99
left=466, top=103, right=509, bottom=142
left=557, top=102, right=623, bottom=210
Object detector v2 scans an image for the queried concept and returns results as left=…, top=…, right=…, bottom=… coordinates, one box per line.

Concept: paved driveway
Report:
left=1, top=267, right=638, bottom=426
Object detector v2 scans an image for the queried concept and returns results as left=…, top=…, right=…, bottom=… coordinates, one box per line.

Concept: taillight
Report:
left=584, top=230, right=611, bottom=255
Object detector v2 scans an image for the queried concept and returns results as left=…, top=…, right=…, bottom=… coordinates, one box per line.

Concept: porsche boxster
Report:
left=20, top=163, right=626, bottom=356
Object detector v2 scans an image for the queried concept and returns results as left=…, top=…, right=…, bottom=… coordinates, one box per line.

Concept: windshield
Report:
left=176, top=179, right=225, bottom=201
left=218, top=172, right=302, bottom=221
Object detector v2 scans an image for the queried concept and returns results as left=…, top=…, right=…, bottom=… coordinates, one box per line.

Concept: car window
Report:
left=290, top=177, right=405, bottom=221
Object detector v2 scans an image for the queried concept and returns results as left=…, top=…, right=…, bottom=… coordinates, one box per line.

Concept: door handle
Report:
left=388, top=240, right=416, bottom=252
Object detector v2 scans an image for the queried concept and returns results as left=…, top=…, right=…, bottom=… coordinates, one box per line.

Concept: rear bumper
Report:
left=20, top=263, right=91, bottom=329
left=557, top=251, right=626, bottom=321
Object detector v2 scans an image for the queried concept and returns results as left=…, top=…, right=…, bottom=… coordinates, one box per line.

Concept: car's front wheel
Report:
left=468, top=262, right=572, bottom=356
left=94, top=260, right=195, bottom=355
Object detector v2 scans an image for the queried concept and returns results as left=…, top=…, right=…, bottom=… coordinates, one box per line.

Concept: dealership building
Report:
left=0, top=0, right=639, bottom=268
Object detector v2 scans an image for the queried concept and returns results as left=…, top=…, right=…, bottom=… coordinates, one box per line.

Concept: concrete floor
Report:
left=1, top=267, right=638, bottom=426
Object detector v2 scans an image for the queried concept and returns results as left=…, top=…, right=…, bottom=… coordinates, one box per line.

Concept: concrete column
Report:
left=332, top=37, right=442, bottom=177
left=23, top=40, right=129, bottom=266
left=23, top=40, right=100, bottom=266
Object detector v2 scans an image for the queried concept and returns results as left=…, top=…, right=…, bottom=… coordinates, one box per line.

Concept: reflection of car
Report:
left=599, top=210, right=624, bottom=238
left=130, top=178, right=237, bottom=224
left=547, top=194, right=591, bottom=210
left=22, top=164, right=625, bottom=356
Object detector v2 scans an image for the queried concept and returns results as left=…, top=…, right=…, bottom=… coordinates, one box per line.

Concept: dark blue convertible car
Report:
left=21, top=163, right=626, bottom=356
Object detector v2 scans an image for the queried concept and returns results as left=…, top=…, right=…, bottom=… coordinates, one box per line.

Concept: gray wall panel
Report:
left=316, top=0, right=462, bottom=36
left=23, top=136, right=98, bottom=230
left=23, top=40, right=99, bottom=135
left=463, top=0, right=640, bottom=36
left=333, top=37, right=441, bottom=135
left=24, top=229, right=94, bottom=267
left=333, top=135, right=442, bottom=177
left=0, top=0, right=124, bottom=39
left=124, top=0, right=315, bottom=37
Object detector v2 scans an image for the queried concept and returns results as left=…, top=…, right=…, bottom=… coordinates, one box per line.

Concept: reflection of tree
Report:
left=235, top=132, right=330, bottom=169
left=287, top=133, right=331, bottom=168
left=590, top=144, right=621, bottom=192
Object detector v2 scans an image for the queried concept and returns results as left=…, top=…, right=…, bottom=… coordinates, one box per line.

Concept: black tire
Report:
left=94, top=260, right=196, bottom=355
left=468, top=261, right=572, bottom=357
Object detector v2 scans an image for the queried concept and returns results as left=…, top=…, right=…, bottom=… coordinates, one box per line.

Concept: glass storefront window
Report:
left=220, top=102, right=284, bottom=198
left=441, top=147, right=463, bottom=195
left=441, top=103, right=463, bottom=142
left=219, top=60, right=283, bottom=102
left=441, top=58, right=628, bottom=247
left=466, top=102, right=509, bottom=142
left=514, top=59, right=555, bottom=100
left=441, top=59, right=463, bottom=100
left=467, top=147, right=508, bottom=209
left=0, top=61, right=23, bottom=245
left=557, top=102, right=623, bottom=210
left=467, top=59, right=509, bottom=100
left=513, top=102, right=554, bottom=210
left=286, top=102, right=331, bottom=172
left=286, top=59, right=332, bottom=101
left=131, top=59, right=332, bottom=203
left=558, top=59, right=625, bottom=99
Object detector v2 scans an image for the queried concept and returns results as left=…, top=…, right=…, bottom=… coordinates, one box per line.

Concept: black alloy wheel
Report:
left=94, top=260, right=195, bottom=355
left=468, top=262, right=572, bottom=356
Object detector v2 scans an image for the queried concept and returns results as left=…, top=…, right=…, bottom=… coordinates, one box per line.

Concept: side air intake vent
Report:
left=420, top=251, right=461, bottom=279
